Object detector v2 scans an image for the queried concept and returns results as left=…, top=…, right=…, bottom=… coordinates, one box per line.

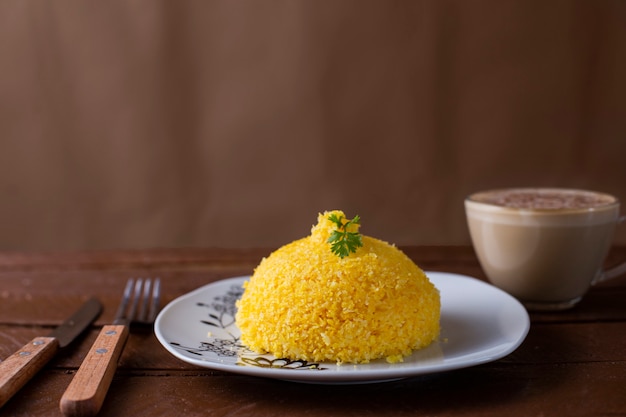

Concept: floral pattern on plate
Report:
left=167, top=282, right=326, bottom=370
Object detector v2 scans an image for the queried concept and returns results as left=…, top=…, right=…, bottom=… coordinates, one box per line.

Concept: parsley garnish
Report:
left=327, top=213, right=363, bottom=258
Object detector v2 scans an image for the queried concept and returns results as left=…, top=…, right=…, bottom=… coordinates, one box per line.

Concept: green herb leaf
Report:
left=327, top=214, right=363, bottom=258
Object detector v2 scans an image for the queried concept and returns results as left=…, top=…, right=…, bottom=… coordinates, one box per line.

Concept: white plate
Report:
left=154, top=272, right=529, bottom=384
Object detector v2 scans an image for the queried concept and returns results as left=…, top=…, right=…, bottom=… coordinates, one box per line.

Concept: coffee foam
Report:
left=470, top=188, right=616, bottom=210
left=465, top=199, right=619, bottom=227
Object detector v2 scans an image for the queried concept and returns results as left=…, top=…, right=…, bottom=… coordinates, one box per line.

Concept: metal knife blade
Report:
left=49, top=297, right=103, bottom=348
left=0, top=297, right=102, bottom=408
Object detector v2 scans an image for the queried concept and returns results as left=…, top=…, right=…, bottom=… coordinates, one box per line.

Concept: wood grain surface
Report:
left=1, top=246, right=625, bottom=416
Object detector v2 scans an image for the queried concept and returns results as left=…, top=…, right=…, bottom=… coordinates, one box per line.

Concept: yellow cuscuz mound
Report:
left=235, top=210, right=441, bottom=364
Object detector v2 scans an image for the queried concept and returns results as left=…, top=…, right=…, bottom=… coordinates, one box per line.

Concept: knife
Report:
left=0, top=297, right=102, bottom=408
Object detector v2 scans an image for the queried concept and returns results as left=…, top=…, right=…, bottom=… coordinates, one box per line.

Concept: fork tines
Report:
left=115, top=278, right=161, bottom=325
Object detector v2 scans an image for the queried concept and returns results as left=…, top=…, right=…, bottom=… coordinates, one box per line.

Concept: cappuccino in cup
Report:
left=465, top=188, right=624, bottom=311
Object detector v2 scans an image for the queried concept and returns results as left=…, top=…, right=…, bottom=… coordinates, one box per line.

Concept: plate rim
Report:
left=154, top=271, right=530, bottom=383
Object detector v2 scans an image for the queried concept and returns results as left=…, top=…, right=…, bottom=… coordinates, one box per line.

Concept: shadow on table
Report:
left=206, top=362, right=570, bottom=415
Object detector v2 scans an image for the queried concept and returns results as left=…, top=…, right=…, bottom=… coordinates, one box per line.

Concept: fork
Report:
left=59, top=278, right=161, bottom=417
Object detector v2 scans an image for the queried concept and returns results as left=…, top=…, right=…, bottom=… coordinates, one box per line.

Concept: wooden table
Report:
left=1, top=246, right=625, bottom=416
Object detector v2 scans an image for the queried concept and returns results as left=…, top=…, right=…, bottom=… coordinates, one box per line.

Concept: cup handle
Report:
left=594, top=215, right=626, bottom=284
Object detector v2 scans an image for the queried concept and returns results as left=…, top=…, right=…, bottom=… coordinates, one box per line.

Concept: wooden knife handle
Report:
left=0, top=336, right=59, bottom=408
left=59, top=324, right=129, bottom=417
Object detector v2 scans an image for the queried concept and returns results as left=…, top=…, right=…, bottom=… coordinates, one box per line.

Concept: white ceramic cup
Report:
left=465, top=188, right=626, bottom=311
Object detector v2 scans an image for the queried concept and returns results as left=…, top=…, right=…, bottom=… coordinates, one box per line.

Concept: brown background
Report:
left=1, top=0, right=625, bottom=251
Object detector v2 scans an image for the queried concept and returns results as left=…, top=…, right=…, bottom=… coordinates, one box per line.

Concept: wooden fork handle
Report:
left=60, top=324, right=129, bottom=417
left=0, top=336, right=59, bottom=408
